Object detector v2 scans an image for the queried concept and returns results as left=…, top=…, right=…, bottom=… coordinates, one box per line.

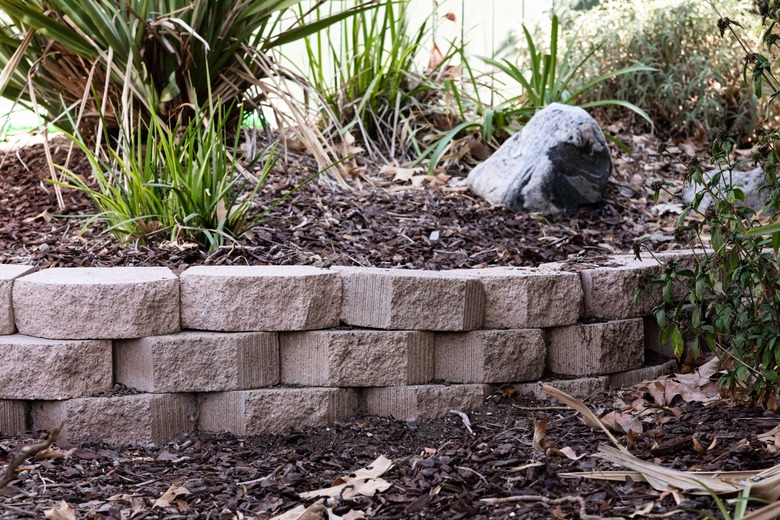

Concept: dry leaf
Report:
left=556, top=446, right=586, bottom=460
left=600, top=411, right=644, bottom=434
left=532, top=417, right=549, bottom=453
left=44, top=501, right=76, bottom=520
left=153, top=485, right=191, bottom=508
left=270, top=499, right=326, bottom=520
left=300, top=456, right=394, bottom=500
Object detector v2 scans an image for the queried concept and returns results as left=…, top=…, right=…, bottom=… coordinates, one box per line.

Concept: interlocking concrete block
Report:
left=468, top=267, right=582, bottom=328
left=13, top=267, right=179, bottom=339
left=0, top=335, right=111, bottom=399
left=607, top=360, right=678, bottom=389
left=547, top=319, right=644, bottom=376
left=577, top=252, right=695, bottom=320
left=198, top=388, right=358, bottom=435
left=0, top=265, right=34, bottom=335
left=32, top=394, right=197, bottom=446
left=434, top=329, right=545, bottom=383
left=508, top=377, right=608, bottom=401
left=281, top=330, right=433, bottom=386
left=181, top=266, right=341, bottom=331
left=337, top=267, right=484, bottom=331
left=115, top=331, right=279, bottom=392
left=362, top=384, right=489, bottom=422
left=0, top=400, right=28, bottom=434
left=578, top=255, right=662, bottom=319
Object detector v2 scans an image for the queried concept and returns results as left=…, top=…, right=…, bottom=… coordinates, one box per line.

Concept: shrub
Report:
left=297, top=0, right=461, bottom=166
left=564, top=0, right=760, bottom=141
left=640, top=0, right=780, bottom=405
left=0, top=0, right=366, bottom=134
left=56, top=102, right=318, bottom=253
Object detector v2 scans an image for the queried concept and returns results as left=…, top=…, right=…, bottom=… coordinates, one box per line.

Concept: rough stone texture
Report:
left=115, top=331, right=279, bottom=393
left=683, top=167, right=768, bottom=212
left=434, top=330, right=545, bottom=383
left=181, top=266, right=341, bottom=331
left=362, top=385, right=489, bottom=422
left=13, top=267, right=179, bottom=339
left=0, top=400, right=28, bottom=434
left=607, top=360, right=679, bottom=389
left=579, top=254, right=670, bottom=320
left=0, top=265, right=34, bottom=335
left=547, top=319, right=644, bottom=376
left=198, top=388, right=357, bottom=435
left=337, top=267, right=484, bottom=331
left=0, top=335, right=111, bottom=399
left=466, top=267, right=582, bottom=328
left=508, top=377, right=608, bottom=401
left=466, top=103, right=612, bottom=215
left=32, top=394, right=197, bottom=446
left=280, top=331, right=433, bottom=387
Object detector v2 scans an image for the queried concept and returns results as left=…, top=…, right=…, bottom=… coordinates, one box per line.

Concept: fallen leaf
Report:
left=299, top=456, right=394, bottom=500
left=601, top=411, right=644, bottom=434
left=532, top=417, right=549, bottom=453
left=153, top=485, right=191, bottom=509
left=44, top=501, right=76, bottom=520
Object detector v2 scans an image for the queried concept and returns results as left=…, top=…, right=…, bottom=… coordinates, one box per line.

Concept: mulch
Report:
left=0, top=131, right=686, bottom=270
left=1, top=130, right=759, bottom=519
left=1, top=385, right=779, bottom=519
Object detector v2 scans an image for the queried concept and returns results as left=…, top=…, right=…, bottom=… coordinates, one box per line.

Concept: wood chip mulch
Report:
left=1, top=388, right=779, bottom=519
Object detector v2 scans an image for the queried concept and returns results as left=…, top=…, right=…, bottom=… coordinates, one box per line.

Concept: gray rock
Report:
left=682, top=167, right=769, bottom=212
left=466, top=103, right=612, bottom=214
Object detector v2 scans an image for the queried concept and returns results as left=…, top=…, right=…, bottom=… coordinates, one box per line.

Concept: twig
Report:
left=480, top=494, right=623, bottom=520
left=0, top=420, right=65, bottom=489
left=0, top=502, right=36, bottom=517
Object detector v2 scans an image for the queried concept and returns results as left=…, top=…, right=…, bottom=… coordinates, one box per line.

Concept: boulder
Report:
left=466, top=103, right=612, bottom=214
left=682, top=167, right=769, bottom=212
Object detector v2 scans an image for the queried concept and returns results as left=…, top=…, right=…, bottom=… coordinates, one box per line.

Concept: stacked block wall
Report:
left=0, top=255, right=688, bottom=444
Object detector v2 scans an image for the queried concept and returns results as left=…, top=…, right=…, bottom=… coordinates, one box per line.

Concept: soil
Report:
left=2, top=384, right=779, bottom=519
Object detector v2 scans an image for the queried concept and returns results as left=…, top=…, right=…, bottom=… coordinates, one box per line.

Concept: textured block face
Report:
left=362, top=385, right=489, bottom=422
left=607, top=360, right=678, bottom=389
left=434, top=330, right=545, bottom=383
left=579, top=255, right=662, bottom=319
left=12, top=267, right=179, bottom=339
left=32, top=394, right=197, bottom=446
left=337, top=268, right=484, bottom=331
left=547, top=319, right=644, bottom=376
left=180, top=266, right=341, bottom=331
left=470, top=268, right=582, bottom=328
left=0, top=400, right=28, bottom=434
left=0, top=335, right=111, bottom=399
left=198, top=388, right=358, bottom=435
left=0, top=265, right=34, bottom=335
left=508, top=377, right=608, bottom=401
left=280, top=330, right=434, bottom=387
left=115, top=331, right=280, bottom=392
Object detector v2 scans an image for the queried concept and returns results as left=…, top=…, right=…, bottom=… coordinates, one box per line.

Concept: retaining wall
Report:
left=0, top=253, right=688, bottom=445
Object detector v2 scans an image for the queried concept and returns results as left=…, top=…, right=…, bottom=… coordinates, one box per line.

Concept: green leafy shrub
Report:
left=565, top=0, right=760, bottom=140
left=637, top=0, right=780, bottom=408
left=642, top=133, right=780, bottom=407
left=56, top=103, right=317, bottom=252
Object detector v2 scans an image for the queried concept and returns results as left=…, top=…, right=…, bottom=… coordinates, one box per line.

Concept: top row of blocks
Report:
left=0, top=253, right=691, bottom=339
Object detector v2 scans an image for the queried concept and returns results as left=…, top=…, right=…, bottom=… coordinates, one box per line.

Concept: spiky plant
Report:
left=0, top=0, right=370, bottom=134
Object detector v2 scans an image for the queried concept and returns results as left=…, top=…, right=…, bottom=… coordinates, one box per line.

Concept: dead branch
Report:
left=480, top=494, right=624, bottom=520
left=0, top=420, right=65, bottom=489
